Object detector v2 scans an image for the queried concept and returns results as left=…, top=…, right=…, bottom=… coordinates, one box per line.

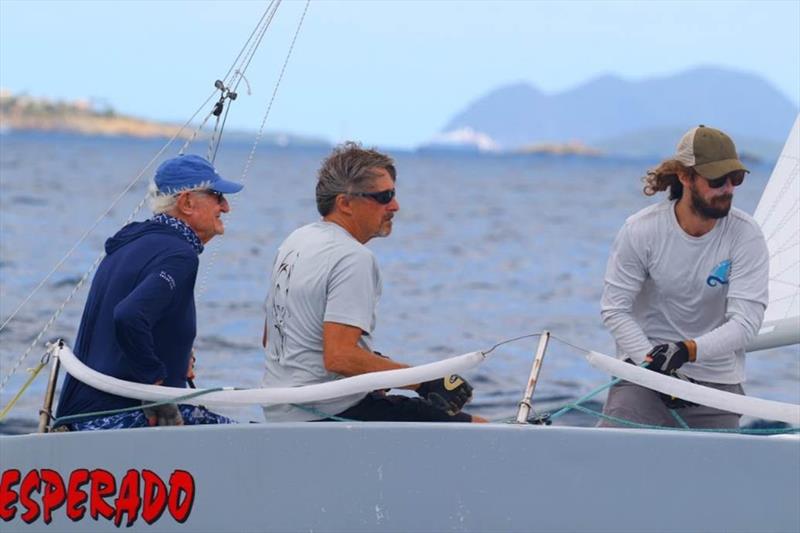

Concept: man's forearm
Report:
left=694, top=298, right=765, bottom=362
left=324, top=344, right=409, bottom=377
left=601, top=280, right=652, bottom=362
left=601, top=309, right=653, bottom=362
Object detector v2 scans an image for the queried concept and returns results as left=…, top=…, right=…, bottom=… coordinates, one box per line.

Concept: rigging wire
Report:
left=195, top=0, right=311, bottom=299
left=0, top=93, right=217, bottom=358
left=0, top=0, right=292, bottom=395
left=219, top=0, right=277, bottom=85
left=205, top=0, right=282, bottom=162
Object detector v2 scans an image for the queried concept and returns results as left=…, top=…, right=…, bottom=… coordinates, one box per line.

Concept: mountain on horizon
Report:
left=429, top=67, right=798, bottom=158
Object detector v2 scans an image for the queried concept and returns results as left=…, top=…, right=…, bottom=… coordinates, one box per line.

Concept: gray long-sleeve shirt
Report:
left=601, top=200, right=768, bottom=384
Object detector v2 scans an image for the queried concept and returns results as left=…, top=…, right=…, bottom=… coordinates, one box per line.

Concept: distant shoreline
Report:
left=0, top=93, right=187, bottom=139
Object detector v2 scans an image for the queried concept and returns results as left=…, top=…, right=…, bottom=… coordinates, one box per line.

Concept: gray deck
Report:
left=2, top=422, right=799, bottom=532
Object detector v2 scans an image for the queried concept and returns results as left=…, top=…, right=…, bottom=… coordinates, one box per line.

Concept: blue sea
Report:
left=1, top=132, right=798, bottom=432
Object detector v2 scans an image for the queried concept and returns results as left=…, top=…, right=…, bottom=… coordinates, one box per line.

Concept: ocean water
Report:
left=1, top=132, right=798, bottom=431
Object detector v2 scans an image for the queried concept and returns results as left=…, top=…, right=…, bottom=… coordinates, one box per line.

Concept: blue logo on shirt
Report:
left=706, top=259, right=731, bottom=287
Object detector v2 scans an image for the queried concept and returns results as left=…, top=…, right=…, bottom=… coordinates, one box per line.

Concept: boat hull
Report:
left=2, top=422, right=799, bottom=532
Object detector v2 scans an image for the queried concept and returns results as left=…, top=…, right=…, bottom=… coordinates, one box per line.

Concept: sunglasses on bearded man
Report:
left=699, top=170, right=747, bottom=189
left=350, top=188, right=396, bottom=205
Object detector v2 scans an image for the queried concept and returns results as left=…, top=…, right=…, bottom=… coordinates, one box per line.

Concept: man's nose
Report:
left=720, top=178, right=735, bottom=194
left=220, top=197, right=231, bottom=212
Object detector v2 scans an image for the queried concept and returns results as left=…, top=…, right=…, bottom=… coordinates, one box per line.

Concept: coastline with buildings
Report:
left=0, top=89, right=186, bottom=139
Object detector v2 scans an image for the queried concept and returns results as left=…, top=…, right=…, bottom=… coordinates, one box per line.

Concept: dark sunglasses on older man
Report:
left=351, top=188, right=396, bottom=205
left=702, top=170, right=746, bottom=189
left=200, top=189, right=226, bottom=204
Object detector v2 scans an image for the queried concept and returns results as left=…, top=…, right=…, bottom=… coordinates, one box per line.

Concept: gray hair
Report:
left=148, top=180, right=214, bottom=214
left=316, top=141, right=396, bottom=216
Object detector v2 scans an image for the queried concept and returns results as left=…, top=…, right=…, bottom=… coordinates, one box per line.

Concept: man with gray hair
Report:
left=262, top=142, right=485, bottom=422
left=55, top=154, right=243, bottom=430
left=600, top=125, right=768, bottom=429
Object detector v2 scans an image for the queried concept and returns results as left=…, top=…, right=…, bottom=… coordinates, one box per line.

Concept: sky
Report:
left=1, top=0, right=799, bottom=149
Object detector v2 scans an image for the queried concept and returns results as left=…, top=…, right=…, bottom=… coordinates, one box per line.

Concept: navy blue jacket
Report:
left=56, top=220, right=199, bottom=420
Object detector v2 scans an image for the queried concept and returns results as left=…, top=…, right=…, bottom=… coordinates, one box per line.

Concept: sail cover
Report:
left=55, top=343, right=486, bottom=407
left=748, top=115, right=800, bottom=351
left=586, top=351, right=800, bottom=425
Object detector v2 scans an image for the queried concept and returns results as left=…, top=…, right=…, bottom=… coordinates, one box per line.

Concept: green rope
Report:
left=570, top=404, right=799, bottom=435
left=51, top=387, right=225, bottom=426
left=549, top=377, right=623, bottom=421
left=669, top=408, right=690, bottom=429
left=514, top=365, right=799, bottom=435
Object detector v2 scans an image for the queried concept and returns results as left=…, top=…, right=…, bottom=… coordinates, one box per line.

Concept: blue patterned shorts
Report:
left=65, top=404, right=235, bottom=431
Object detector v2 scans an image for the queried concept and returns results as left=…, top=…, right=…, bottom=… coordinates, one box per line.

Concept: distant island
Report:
left=516, top=141, right=603, bottom=157
left=0, top=89, right=329, bottom=147
left=424, top=67, right=798, bottom=160
left=0, top=89, right=186, bottom=138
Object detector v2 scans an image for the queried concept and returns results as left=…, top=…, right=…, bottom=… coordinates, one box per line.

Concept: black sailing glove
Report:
left=142, top=401, right=184, bottom=426
left=658, top=371, right=699, bottom=409
left=417, top=374, right=473, bottom=415
left=645, top=341, right=696, bottom=375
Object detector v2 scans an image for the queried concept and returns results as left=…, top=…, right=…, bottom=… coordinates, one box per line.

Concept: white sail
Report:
left=748, top=115, right=800, bottom=351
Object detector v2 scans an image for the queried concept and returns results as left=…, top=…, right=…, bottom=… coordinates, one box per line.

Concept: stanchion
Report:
left=38, top=340, right=63, bottom=433
left=515, top=331, right=550, bottom=424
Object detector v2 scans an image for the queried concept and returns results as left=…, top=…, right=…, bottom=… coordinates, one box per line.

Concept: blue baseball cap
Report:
left=154, top=154, right=244, bottom=195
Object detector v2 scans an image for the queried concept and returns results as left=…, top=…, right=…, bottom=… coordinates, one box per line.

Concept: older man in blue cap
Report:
left=55, top=155, right=243, bottom=430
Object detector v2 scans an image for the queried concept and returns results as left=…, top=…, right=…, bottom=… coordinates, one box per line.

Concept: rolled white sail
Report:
left=586, top=350, right=800, bottom=425
left=748, top=114, right=800, bottom=351
left=55, top=343, right=486, bottom=407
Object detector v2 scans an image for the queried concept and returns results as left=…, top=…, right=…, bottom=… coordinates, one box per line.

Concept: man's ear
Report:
left=334, top=193, right=353, bottom=215
left=175, top=191, right=195, bottom=216
left=677, top=168, right=694, bottom=188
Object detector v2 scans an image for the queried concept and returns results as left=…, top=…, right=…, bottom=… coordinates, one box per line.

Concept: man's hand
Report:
left=658, top=371, right=699, bottom=409
left=417, top=374, right=473, bottom=415
left=142, top=402, right=184, bottom=426
left=645, top=340, right=696, bottom=374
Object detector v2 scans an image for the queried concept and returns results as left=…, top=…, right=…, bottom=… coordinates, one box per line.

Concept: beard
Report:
left=375, top=218, right=393, bottom=238
left=689, top=183, right=732, bottom=219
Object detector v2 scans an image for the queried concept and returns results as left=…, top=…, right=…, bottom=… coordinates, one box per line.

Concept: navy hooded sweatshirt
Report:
left=56, top=219, right=200, bottom=421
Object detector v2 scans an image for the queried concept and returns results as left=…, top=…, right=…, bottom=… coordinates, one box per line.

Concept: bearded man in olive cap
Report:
left=599, top=125, right=768, bottom=429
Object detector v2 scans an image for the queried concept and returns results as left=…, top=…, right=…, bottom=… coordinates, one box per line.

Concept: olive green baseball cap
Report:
left=674, top=125, right=749, bottom=179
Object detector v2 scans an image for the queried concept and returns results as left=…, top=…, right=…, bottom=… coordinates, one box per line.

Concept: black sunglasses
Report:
left=199, top=189, right=226, bottom=204
left=702, top=170, right=746, bottom=189
left=350, top=188, right=396, bottom=205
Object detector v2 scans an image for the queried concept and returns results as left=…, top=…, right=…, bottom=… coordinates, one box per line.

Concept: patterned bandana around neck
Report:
left=151, top=213, right=204, bottom=255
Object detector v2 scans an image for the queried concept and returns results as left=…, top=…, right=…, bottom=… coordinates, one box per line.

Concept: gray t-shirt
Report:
left=262, top=221, right=381, bottom=421
left=601, top=200, right=768, bottom=384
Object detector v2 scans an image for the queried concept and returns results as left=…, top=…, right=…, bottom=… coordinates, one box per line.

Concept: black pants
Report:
left=326, top=391, right=472, bottom=422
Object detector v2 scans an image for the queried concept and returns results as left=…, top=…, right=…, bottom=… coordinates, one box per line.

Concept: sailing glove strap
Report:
left=142, top=402, right=184, bottom=426
left=417, top=374, right=473, bottom=415
left=645, top=340, right=696, bottom=374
